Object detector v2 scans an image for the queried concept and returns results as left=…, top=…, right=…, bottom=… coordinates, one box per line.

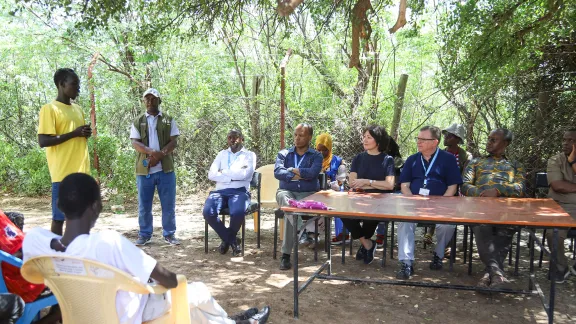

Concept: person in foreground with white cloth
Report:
left=23, top=173, right=270, bottom=324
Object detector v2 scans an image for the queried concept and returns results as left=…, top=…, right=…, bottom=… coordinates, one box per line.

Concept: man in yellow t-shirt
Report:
left=37, top=68, right=91, bottom=235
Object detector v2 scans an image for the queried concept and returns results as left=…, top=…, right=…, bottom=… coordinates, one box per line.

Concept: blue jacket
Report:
left=274, top=147, right=323, bottom=192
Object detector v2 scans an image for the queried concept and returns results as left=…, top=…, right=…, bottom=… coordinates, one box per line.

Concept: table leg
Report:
left=382, top=221, right=388, bottom=268
left=314, top=219, right=319, bottom=262
left=529, top=233, right=534, bottom=291
left=342, top=227, right=347, bottom=264
left=468, top=229, right=474, bottom=275
left=548, top=228, right=558, bottom=324
left=326, top=216, right=332, bottom=276
left=463, top=225, right=468, bottom=264
left=292, top=213, right=299, bottom=319
left=450, top=226, right=456, bottom=272
left=514, top=228, right=521, bottom=276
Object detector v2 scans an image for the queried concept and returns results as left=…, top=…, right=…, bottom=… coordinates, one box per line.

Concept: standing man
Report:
left=461, top=129, right=526, bottom=288
left=397, top=126, right=463, bottom=279
left=545, top=129, right=576, bottom=282
left=130, top=88, right=180, bottom=246
left=275, top=123, right=323, bottom=270
left=203, top=130, right=256, bottom=256
left=38, top=68, right=91, bottom=235
left=423, top=123, right=473, bottom=245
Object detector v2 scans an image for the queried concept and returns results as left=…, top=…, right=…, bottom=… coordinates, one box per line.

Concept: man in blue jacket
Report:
left=275, top=123, right=323, bottom=270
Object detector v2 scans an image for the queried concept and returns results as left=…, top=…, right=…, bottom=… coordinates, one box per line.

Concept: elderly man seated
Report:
left=461, top=128, right=526, bottom=289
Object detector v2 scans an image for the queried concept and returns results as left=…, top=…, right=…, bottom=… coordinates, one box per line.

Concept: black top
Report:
left=350, top=152, right=396, bottom=193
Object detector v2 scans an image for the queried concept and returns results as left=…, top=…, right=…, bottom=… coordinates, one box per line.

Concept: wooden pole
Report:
left=390, top=74, right=408, bottom=142
left=280, top=48, right=293, bottom=150
left=88, top=52, right=100, bottom=179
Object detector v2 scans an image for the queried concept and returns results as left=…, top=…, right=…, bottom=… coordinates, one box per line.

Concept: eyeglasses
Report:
left=415, top=137, right=436, bottom=143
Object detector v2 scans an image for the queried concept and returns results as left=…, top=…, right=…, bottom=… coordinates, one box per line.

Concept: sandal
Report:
left=423, top=233, right=433, bottom=245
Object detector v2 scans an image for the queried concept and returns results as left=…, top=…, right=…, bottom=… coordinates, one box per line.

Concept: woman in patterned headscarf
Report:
left=314, top=133, right=348, bottom=244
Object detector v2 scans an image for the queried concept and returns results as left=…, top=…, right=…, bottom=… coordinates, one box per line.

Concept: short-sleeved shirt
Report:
left=399, top=149, right=463, bottom=196
left=129, top=111, right=180, bottom=174
left=37, top=100, right=90, bottom=182
left=350, top=152, right=395, bottom=193
left=23, top=228, right=157, bottom=324
left=547, top=153, right=576, bottom=205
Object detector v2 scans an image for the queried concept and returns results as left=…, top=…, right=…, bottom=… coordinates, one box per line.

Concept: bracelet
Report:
left=569, top=159, right=576, bottom=166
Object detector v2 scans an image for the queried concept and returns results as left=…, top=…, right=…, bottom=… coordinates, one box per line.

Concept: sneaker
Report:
left=355, top=245, right=367, bottom=261
left=228, top=307, right=258, bottom=321
left=429, top=252, right=443, bottom=270
left=490, top=274, right=512, bottom=289
left=396, top=262, right=414, bottom=280
left=548, top=268, right=569, bottom=284
left=249, top=306, right=271, bottom=324
left=331, top=233, right=350, bottom=245
left=298, top=230, right=309, bottom=245
left=231, top=242, right=242, bottom=257
left=364, top=240, right=377, bottom=265
left=164, top=235, right=180, bottom=245
left=477, top=272, right=491, bottom=288
left=279, top=254, right=292, bottom=270
left=218, top=241, right=230, bottom=255
left=135, top=236, right=151, bottom=246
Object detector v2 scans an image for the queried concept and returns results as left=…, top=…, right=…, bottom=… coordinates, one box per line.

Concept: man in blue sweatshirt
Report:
left=275, top=123, right=323, bottom=270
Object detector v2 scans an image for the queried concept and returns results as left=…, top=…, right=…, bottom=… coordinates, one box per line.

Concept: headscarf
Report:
left=315, top=133, right=333, bottom=172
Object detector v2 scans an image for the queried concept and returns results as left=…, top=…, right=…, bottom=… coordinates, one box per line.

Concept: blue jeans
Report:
left=137, top=171, right=177, bottom=238
left=51, top=182, right=65, bottom=221
left=203, top=187, right=250, bottom=245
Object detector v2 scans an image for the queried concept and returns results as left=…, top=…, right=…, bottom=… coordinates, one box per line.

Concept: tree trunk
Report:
left=250, top=76, right=264, bottom=161
left=390, top=74, right=408, bottom=141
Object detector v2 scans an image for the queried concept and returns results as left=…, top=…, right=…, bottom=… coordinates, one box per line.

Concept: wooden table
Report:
left=281, top=191, right=576, bottom=323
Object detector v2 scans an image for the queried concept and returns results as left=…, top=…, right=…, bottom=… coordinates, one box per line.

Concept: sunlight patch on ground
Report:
left=266, top=273, right=292, bottom=288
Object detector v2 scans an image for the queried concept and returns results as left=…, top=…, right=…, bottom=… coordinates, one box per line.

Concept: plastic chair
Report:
left=21, top=256, right=191, bottom=324
left=0, top=250, right=58, bottom=324
left=204, top=171, right=262, bottom=254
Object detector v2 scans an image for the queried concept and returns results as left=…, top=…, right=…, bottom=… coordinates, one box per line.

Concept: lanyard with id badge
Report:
left=419, top=149, right=438, bottom=196
left=291, top=153, right=305, bottom=181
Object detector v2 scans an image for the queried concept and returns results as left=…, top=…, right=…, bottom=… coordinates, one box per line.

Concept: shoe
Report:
left=279, top=254, right=292, bottom=270
left=490, top=274, right=512, bottom=289
left=331, top=233, right=350, bottom=245
left=477, top=272, right=491, bottom=288
left=364, top=240, right=377, bottom=265
left=429, top=252, right=443, bottom=270
left=250, top=306, right=271, bottom=324
left=375, top=234, right=385, bottom=247
left=570, top=263, right=576, bottom=276
left=228, top=307, right=258, bottom=321
left=396, top=262, right=414, bottom=280
left=355, top=245, right=367, bottom=261
left=219, top=241, right=230, bottom=255
left=548, top=268, right=569, bottom=284
left=231, top=242, right=242, bottom=257
left=298, top=230, right=309, bottom=245
left=164, top=235, right=180, bottom=245
left=423, top=233, right=433, bottom=245
left=135, top=236, right=151, bottom=246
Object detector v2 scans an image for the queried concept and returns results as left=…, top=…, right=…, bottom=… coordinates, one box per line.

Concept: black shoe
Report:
left=251, top=306, right=270, bottom=324
left=231, top=242, right=242, bottom=257
left=163, top=234, right=180, bottom=245
left=364, top=240, right=377, bottom=265
left=396, top=262, right=414, bottom=280
left=228, top=307, right=258, bottom=321
left=429, top=252, right=443, bottom=270
left=219, top=241, right=230, bottom=255
left=548, top=267, right=569, bottom=283
left=279, top=254, right=292, bottom=270
left=355, top=245, right=367, bottom=261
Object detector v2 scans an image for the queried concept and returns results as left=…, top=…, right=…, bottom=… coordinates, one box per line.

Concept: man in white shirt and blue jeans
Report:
left=203, top=130, right=256, bottom=256
left=130, top=88, right=180, bottom=246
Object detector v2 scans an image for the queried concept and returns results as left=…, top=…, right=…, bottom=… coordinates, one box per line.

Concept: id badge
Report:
left=419, top=188, right=430, bottom=196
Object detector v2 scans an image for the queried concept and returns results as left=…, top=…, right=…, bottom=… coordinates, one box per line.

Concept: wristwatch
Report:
left=369, top=180, right=374, bottom=185
left=569, top=159, right=576, bottom=166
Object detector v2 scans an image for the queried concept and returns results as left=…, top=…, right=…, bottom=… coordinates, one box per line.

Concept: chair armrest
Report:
left=0, top=250, right=22, bottom=268
left=171, top=275, right=191, bottom=323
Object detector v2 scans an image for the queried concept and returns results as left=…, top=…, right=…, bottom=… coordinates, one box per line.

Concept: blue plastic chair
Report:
left=0, top=250, right=58, bottom=324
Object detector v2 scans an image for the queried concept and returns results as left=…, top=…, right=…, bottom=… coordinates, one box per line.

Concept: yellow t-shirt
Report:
left=37, top=100, right=90, bottom=182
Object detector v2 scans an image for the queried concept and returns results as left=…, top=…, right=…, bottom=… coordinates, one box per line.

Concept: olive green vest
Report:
left=133, top=113, right=175, bottom=175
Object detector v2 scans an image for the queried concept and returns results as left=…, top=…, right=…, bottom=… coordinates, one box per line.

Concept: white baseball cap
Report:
left=142, top=88, right=161, bottom=98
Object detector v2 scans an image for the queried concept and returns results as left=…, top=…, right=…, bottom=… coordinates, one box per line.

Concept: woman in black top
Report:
left=342, top=125, right=396, bottom=265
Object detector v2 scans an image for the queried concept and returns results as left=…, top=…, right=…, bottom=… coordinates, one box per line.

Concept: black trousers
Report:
left=341, top=219, right=379, bottom=240
left=0, top=294, right=24, bottom=323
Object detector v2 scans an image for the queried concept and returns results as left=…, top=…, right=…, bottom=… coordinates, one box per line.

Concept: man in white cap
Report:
left=130, top=88, right=180, bottom=246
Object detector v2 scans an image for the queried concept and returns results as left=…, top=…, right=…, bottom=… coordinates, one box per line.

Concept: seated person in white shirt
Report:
left=203, top=130, right=256, bottom=256
left=23, top=173, right=270, bottom=324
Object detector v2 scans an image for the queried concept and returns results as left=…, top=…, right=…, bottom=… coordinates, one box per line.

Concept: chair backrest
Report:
left=255, top=164, right=278, bottom=208
left=21, top=256, right=189, bottom=324
left=318, top=173, right=327, bottom=190
left=536, top=172, right=548, bottom=189
left=250, top=171, right=261, bottom=190
left=0, top=250, right=22, bottom=293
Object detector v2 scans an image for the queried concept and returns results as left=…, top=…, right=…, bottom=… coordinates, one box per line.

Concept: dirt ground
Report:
left=2, top=193, right=576, bottom=324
